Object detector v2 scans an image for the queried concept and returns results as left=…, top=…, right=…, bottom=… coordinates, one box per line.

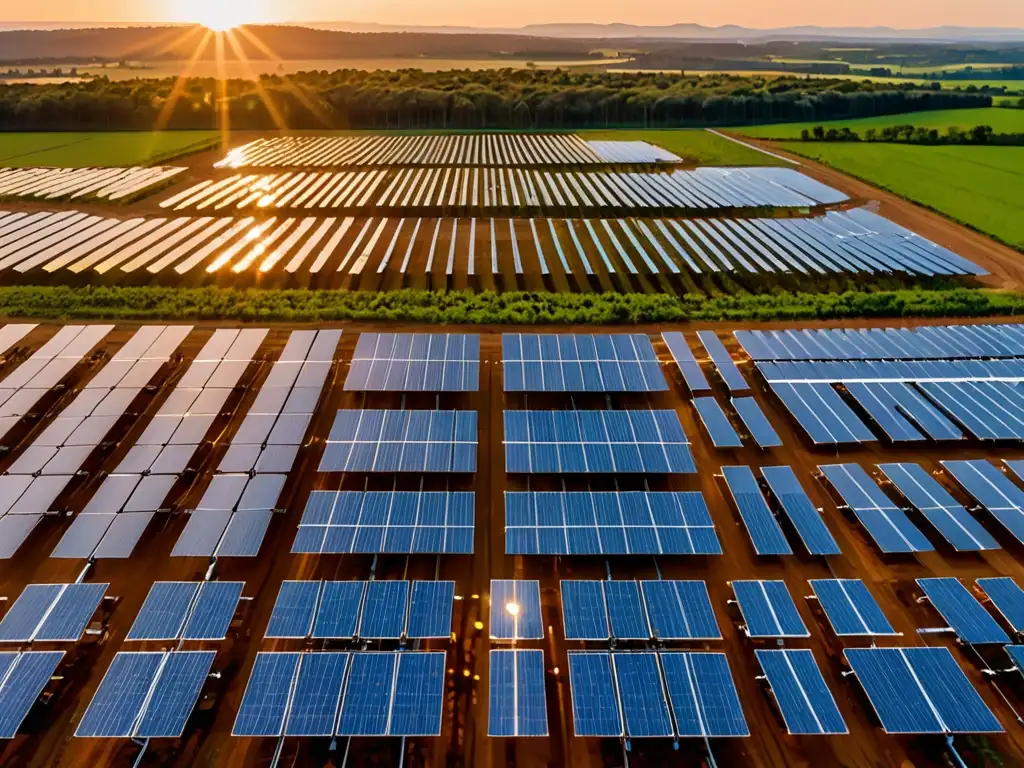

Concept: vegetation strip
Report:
left=1, top=286, right=1022, bottom=324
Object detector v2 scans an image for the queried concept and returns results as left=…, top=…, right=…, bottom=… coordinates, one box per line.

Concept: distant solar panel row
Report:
left=233, top=651, right=445, bottom=737
left=505, top=491, right=721, bottom=555
left=217, top=134, right=678, bottom=168
left=294, top=490, right=474, bottom=554
left=568, top=651, right=748, bottom=738
left=126, top=581, right=243, bottom=642
left=561, top=579, right=720, bottom=641
left=504, top=409, right=694, bottom=474
left=265, top=580, right=454, bottom=640
left=49, top=328, right=268, bottom=561
left=502, top=333, right=665, bottom=392
left=756, top=359, right=1024, bottom=385
left=0, top=166, right=183, bottom=203
left=347, top=333, right=479, bottom=391
left=0, top=583, right=107, bottom=643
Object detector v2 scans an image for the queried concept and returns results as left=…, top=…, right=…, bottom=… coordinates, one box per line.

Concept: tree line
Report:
left=0, top=69, right=993, bottom=131
left=798, top=123, right=1023, bottom=145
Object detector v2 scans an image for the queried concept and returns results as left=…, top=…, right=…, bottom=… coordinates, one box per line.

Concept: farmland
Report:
left=738, top=107, right=1024, bottom=139
left=0, top=131, right=220, bottom=167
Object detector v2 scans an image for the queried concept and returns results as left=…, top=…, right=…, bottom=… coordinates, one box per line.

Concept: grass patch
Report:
left=0, top=131, right=220, bottom=167
left=581, top=129, right=787, bottom=166
left=736, top=107, right=1024, bottom=139
left=775, top=142, right=1024, bottom=249
left=1, top=285, right=1022, bottom=324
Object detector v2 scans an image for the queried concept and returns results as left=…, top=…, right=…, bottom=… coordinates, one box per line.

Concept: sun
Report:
left=178, top=0, right=266, bottom=31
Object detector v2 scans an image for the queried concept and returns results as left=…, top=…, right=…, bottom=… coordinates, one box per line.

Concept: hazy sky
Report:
left=7, top=0, right=1023, bottom=28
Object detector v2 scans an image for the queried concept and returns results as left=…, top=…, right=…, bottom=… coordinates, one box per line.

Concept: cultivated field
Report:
left=737, top=107, right=1024, bottom=139
left=0, top=131, right=220, bottom=168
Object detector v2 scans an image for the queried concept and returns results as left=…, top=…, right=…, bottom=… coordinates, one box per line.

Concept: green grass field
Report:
left=779, top=141, right=1024, bottom=248
left=0, top=131, right=219, bottom=167
left=737, top=108, right=1024, bottom=139
left=583, top=129, right=787, bottom=166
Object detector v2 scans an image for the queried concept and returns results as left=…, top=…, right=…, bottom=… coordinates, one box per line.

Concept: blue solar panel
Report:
left=771, top=383, right=876, bottom=445
left=346, top=333, right=480, bottom=392
left=818, top=464, right=933, bottom=553
left=0, top=586, right=62, bottom=643
left=311, top=581, right=364, bottom=639
left=504, top=409, right=695, bottom=474
left=696, top=331, right=749, bottom=391
left=721, top=466, right=792, bottom=556
left=293, top=490, right=475, bottom=555
left=126, top=582, right=198, bottom=641
left=640, top=581, right=721, bottom=640
left=661, top=332, right=710, bottom=392
left=943, top=460, right=1024, bottom=545
left=285, top=652, right=349, bottom=737
left=182, top=582, right=243, bottom=640
left=34, top=584, right=107, bottom=642
left=732, top=397, right=782, bottom=448
left=693, top=397, right=743, bottom=448
left=845, top=647, right=1003, bottom=734
left=613, top=653, right=674, bottom=737
left=77, top=652, right=164, bottom=738
left=878, top=463, right=998, bottom=551
left=977, top=577, right=1024, bottom=633
left=732, top=580, right=809, bottom=638
left=406, top=581, right=455, bottom=639
left=661, top=652, right=749, bottom=738
left=505, top=491, right=722, bottom=556
left=502, top=334, right=666, bottom=393
left=0, top=651, right=63, bottom=739
left=755, top=649, right=847, bottom=735
left=1006, top=645, right=1024, bottom=670
left=1006, top=459, right=1024, bottom=484
left=387, top=652, right=446, bottom=736
left=320, top=410, right=477, bottom=473
left=490, top=580, right=543, bottom=640
left=335, top=653, right=394, bottom=736
left=845, top=382, right=926, bottom=442
left=560, top=581, right=610, bottom=641
left=233, top=652, right=301, bottom=737
left=599, top=581, right=646, bottom=639
left=809, top=579, right=896, bottom=637
left=567, top=653, right=623, bottom=737
left=488, top=649, right=548, bottom=737
left=359, top=581, right=409, bottom=639
left=917, top=577, right=1009, bottom=645
left=135, top=651, right=216, bottom=738
left=265, top=581, right=322, bottom=639
left=760, top=466, right=840, bottom=556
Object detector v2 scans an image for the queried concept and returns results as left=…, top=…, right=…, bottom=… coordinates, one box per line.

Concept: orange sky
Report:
left=8, top=0, right=1024, bottom=29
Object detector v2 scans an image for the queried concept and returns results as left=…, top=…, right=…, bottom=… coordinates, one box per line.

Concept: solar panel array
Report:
left=76, top=650, right=216, bottom=738
left=845, top=647, right=1002, bottom=734
left=504, top=410, right=695, bottom=474
left=977, top=577, right=1024, bottom=633
left=0, top=583, right=107, bottom=643
left=808, top=579, right=897, bottom=637
left=942, top=459, right=1024, bottom=545
left=561, top=580, right=720, bottom=641
left=294, top=490, right=475, bottom=554
left=126, top=581, right=243, bottom=641
left=502, top=333, right=665, bottom=392
left=567, top=651, right=748, bottom=738
left=916, top=577, right=1009, bottom=645
left=1, top=326, right=190, bottom=560
left=505, top=491, right=721, bottom=555
left=731, top=580, right=809, bottom=638
left=755, top=649, right=847, bottom=735
left=347, top=333, right=479, bottom=391
left=217, top=135, right=679, bottom=168
left=51, top=328, right=268, bottom=560
left=0, top=651, right=64, bottom=738
left=489, top=649, right=549, bottom=737
left=265, top=580, right=454, bottom=640
left=0, top=166, right=183, bottom=203
left=173, top=330, right=340, bottom=558
left=233, top=651, right=446, bottom=737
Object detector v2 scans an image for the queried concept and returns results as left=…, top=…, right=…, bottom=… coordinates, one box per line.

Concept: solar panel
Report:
left=502, top=334, right=666, bottom=392
left=917, top=577, right=1009, bottom=645
left=490, top=580, right=543, bottom=640
left=488, top=649, right=549, bottom=737
left=977, top=577, right=1024, bottom=633
left=406, top=581, right=456, bottom=639
left=660, top=652, right=749, bottom=738
left=286, top=652, right=349, bottom=737
left=0, top=583, right=106, bottom=643
left=760, top=466, right=841, bottom=556
left=613, top=652, right=673, bottom=737
left=336, top=652, right=395, bottom=736
left=770, top=382, right=877, bottom=445
left=311, top=581, right=364, bottom=639
left=818, top=464, right=933, bottom=553
left=693, top=397, right=743, bottom=448
left=942, top=460, right=1024, bottom=545
left=696, top=331, right=748, bottom=391
left=732, top=397, right=782, bottom=448
left=320, top=410, right=477, bottom=473
left=567, top=653, right=623, bottom=737
left=232, top=652, right=300, bottom=737
left=182, top=582, right=243, bottom=640
left=265, top=581, right=321, bottom=639
left=504, top=410, right=695, bottom=474
left=641, top=581, right=721, bottom=640
left=387, top=651, right=446, bottom=736
left=127, top=582, right=242, bottom=642
left=755, top=649, right=847, bottom=735
left=845, top=647, right=1003, bottom=734
left=135, top=651, right=217, bottom=738
left=346, top=333, right=480, bottom=392
left=359, top=581, right=409, bottom=639
left=505, top=491, right=721, bottom=556
left=561, top=581, right=611, bottom=640
left=661, top=332, right=710, bottom=392
left=731, top=580, right=809, bottom=638
left=808, top=579, right=897, bottom=637
left=0, top=651, right=63, bottom=739
left=721, top=465, right=792, bottom=556
left=878, top=463, right=998, bottom=551
left=294, top=490, right=474, bottom=555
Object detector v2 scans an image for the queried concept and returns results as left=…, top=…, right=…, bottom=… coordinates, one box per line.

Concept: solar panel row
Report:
left=0, top=583, right=107, bottom=643
left=347, top=333, right=479, bottom=392
left=0, top=166, right=183, bottom=203
left=126, top=581, right=243, bottom=642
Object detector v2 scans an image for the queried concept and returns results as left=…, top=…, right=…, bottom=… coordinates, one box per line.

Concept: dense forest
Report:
left=0, top=69, right=992, bottom=130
